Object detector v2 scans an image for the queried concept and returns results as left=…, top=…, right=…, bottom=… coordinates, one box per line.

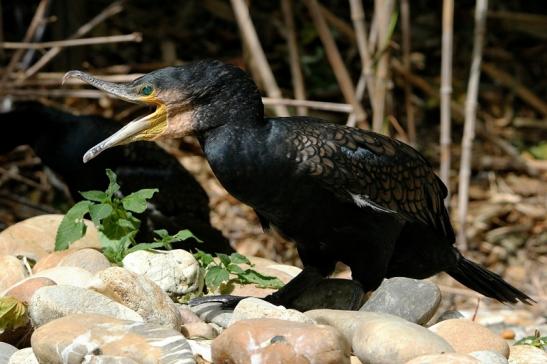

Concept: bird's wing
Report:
left=289, top=121, right=454, bottom=242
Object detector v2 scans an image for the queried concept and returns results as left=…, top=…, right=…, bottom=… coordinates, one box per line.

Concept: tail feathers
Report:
left=447, top=257, right=534, bottom=305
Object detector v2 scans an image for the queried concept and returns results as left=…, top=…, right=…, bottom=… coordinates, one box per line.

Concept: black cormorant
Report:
left=64, top=60, right=532, bottom=306
left=0, top=102, right=232, bottom=253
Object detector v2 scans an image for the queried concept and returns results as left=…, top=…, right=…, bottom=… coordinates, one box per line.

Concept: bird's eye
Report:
left=141, top=85, right=153, bottom=96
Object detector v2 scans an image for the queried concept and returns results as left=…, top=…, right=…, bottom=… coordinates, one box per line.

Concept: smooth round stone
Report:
left=88, top=267, right=181, bottom=330
left=231, top=297, right=316, bottom=325
left=56, top=248, right=111, bottom=274
left=122, top=249, right=201, bottom=296
left=32, top=266, right=94, bottom=288
left=430, top=319, right=510, bottom=357
left=31, top=314, right=194, bottom=364
left=0, top=215, right=99, bottom=261
left=405, top=353, right=480, bottom=363
left=188, top=339, right=212, bottom=363
left=508, top=345, right=547, bottom=364
left=190, top=302, right=233, bottom=328
left=7, top=348, right=39, bottom=364
left=29, top=285, right=142, bottom=327
left=469, top=350, right=509, bottom=364
left=435, top=310, right=465, bottom=323
left=177, top=304, right=203, bottom=324
left=0, top=342, right=18, bottom=363
left=32, top=250, right=75, bottom=273
left=212, top=318, right=350, bottom=364
left=0, top=255, right=27, bottom=293
left=306, top=309, right=454, bottom=364
left=181, top=322, right=218, bottom=339
left=360, top=277, right=441, bottom=325
left=292, top=279, right=365, bottom=311
left=2, top=277, right=56, bottom=304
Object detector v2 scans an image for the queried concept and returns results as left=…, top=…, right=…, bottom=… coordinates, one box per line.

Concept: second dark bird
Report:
left=65, top=60, right=532, bottom=307
left=0, top=102, right=232, bottom=254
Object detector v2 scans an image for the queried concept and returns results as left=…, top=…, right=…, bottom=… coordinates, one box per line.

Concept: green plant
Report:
left=514, top=330, right=546, bottom=350
left=55, top=169, right=199, bottom=263
left=194, top=250, right=284, bottom=294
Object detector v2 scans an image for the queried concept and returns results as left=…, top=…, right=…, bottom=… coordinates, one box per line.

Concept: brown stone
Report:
left=32, top=250, right=75, bottom=273
left=500, top=329, right=515, bottom=340
left=2, top=277, right=56, bottom=304
left=508, top=344, right=547, bottom=364
left=0, top=215, right=100, bottom=261
left=405, top=353, right=480, bottom=363
left=0, top=255, right=27, bottom=292
left=181, top=322, right=218, bottom=339
left=57, top=248, right=111, bottom=274
left=212, top=318, right=350, bottom=364
left=429, top=319, right=510, bottom=358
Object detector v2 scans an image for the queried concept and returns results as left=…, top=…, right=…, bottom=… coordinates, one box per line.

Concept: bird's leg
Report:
left=188, top=266, right=325, bottom=309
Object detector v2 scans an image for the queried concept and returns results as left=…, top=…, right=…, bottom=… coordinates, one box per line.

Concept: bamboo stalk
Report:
left=281, top=0, right=307, bottom=115
left=0, top=0, right=50, bottom=87
left=440, top=0, right=454, bottom=207
left=231, top=0, right=289, bottom=117
left=262, top=97, right=352, bottom=112
left=457, top=0, right=489, bottom=251
left=1, top=33, right=142, bottom=49
left=14, top=1, right=124, bottom=84
left=371, top=0, right=394, bottom=133
left=400, top=0, right=415, bottom=145
left=348, top=0, right=375, bottom=127
left=304, top=0, right=366, bottom=124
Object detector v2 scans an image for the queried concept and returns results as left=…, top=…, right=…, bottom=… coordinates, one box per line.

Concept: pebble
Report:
left=122, top=249, right=201, bottom=296
left=0, top=215, right=100, bottom=261
left=469, top=350, right=509, bottom=364
left=7, top=348, right=39, bottom=364
left=212, top=318, right=350, bottom=364
left=181, top=322, right=218, bottom=339
left=56, top=248, right=111, bottom=274
left=30, top=313, right=195, bottom=364
left=360, top=277, right=441, bottom=325
left=190, top=302, right=233, bottom=328
left=2, top=277, right=56, bottom=304
left=0, top=255, right=28, bottom=293
left=508, top=345, right=547, bottom=364
left=306, top=309, right=454, bottom=364
left=32, top=266, right=94, bottom=288
left=501, top=329, right=516, bottom=340
left=28, top=285, right=143, bottom=327
left=88, top=266, right=182, bottom=330
left=292, top=278, right=366, bottom=311
left=429, top=319, right=510, bottom=358
left=188, top=339, right=213, bottom=363
left=0, top=342, right=18, bottom=363
left=177, top=304, right=203, bottom=324
left=435, top=310, right=465, bottom=323
left=405, top=353, right=480, bottom=363
left=32, top=250, right=75, bottom=273
left=230, top=297, right=316, bottom=325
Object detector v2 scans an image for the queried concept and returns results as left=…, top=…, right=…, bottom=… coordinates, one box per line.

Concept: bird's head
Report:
left=63, top=60, right=262, bottom=163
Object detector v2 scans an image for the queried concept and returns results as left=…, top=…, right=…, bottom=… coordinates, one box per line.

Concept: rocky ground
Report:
left=0, top=215, right=545, bottom=364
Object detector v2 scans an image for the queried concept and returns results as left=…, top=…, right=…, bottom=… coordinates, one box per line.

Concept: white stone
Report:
left=230, top=297, right=316, bottom=325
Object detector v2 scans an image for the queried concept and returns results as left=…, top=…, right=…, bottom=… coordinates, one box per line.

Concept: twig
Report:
left=400, top=0, right=415, bottom=145
left=281, top=0, right=307, bottom=115
left=0, top=0, right=50, bottom=87
left=13, top=1, right=124, bottom=85
left=6, top=72, right=144, bottom=86
left=5, top=89, right=106, bottom=98
left=0, top=166, right=47, bottom=190
left=440, top=0, right=454, bottom=207
left=262, top=97, right=352, bottom=113
left=457, top=0, right=488, bottom=251
left=348, top=0, right=375, bottom=127
left=304, top=0, right=366, bottom=124
left=481, top=62, right=547, bottom=117
left=230, top=0, right=289, bottom=117
left=318, top=3, right=356, bottom=41
left=387, top=115, right=408, bottom=141
left=1, top=33, right=142, bottom=49
left=371, top=0, right=395, bottom=133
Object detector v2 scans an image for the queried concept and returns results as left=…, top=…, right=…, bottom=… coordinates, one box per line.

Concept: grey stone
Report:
left=470, top=350, right=509, bottom=364
left=231, top=297, right=316, bottom=325
left=435, top=310, right=465, bottom=323
left=291, top=278, right=365, bottom=311
left=360, top=277, right=441, bottom=325
left=190, top=302, right=233, bottom=328
left=7, top=348, right=39, bottom=364
left=0, top=342, right=18, bottom=363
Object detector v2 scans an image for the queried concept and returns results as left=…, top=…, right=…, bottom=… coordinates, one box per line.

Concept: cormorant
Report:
left=0, top=102, right=232, bottom=253
left=64, top=60, right=532, bottom=306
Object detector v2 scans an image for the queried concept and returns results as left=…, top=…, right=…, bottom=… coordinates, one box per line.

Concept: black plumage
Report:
left=0, top=102, right=232, bottom=253
left=66, top=60, right=532, bottom=305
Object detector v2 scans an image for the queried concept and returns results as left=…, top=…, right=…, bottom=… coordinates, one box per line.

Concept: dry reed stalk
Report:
left=400, top=0, right=415, bottom=145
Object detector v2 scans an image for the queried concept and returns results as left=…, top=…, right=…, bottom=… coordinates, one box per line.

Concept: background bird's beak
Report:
left=63, top=71, right=168, bottom=163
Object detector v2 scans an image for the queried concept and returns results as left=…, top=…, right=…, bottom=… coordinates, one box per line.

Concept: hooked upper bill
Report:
left=63, top=70, right=168, bottom=163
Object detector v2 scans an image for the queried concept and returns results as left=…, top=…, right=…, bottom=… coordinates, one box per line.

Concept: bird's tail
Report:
left=447, top=254, right=534, bottom=304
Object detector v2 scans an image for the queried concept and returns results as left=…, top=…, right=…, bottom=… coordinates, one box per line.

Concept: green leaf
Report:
left=89, top=203, right=113, bottom=225
left=238, top=269, right=284, bottom=289
left=194, top=250, right=214, bottom=267
left=117, top=218, right=136, bottom=229
left=230, top=253, right=251, bottom=265
left=122, top=188, right=158, bottom=213
left=105, top=169, right=120, bottom=197
left=79, top=190, right=108, bottom=202
left=127, top=242, right=170, bottom=254
left=154, top=229, right=169, bottom=239
left=173, top=229, right=202, bottom=242
left=227, top=263, right=244, bottom=274
left=55, top=200, right=93, bottom=251
left=205, top=266, right=230, bottom=290
left=217, top=253, right=231, bottom=268
left=0, top=296, right=29, bottom=334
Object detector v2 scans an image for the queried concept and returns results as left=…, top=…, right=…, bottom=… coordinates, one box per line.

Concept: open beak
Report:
left=63, top=71, right=168, bottom=163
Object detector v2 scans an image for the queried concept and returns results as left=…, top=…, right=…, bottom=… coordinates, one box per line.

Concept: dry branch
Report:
left=457, top=0, right=489, bottom=251
left=440, top=0, right=454, bottom=206
left=262, top=97, right=353, bottom=113
left=400, top=0, right=415, bottom=145
left=304, top=0, right=366, bottom=124
left=1, top=33, right=142, bottom=50
left=281, top=0, right=308, bottom=115
left=231, top=0, right=289, bottom=117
